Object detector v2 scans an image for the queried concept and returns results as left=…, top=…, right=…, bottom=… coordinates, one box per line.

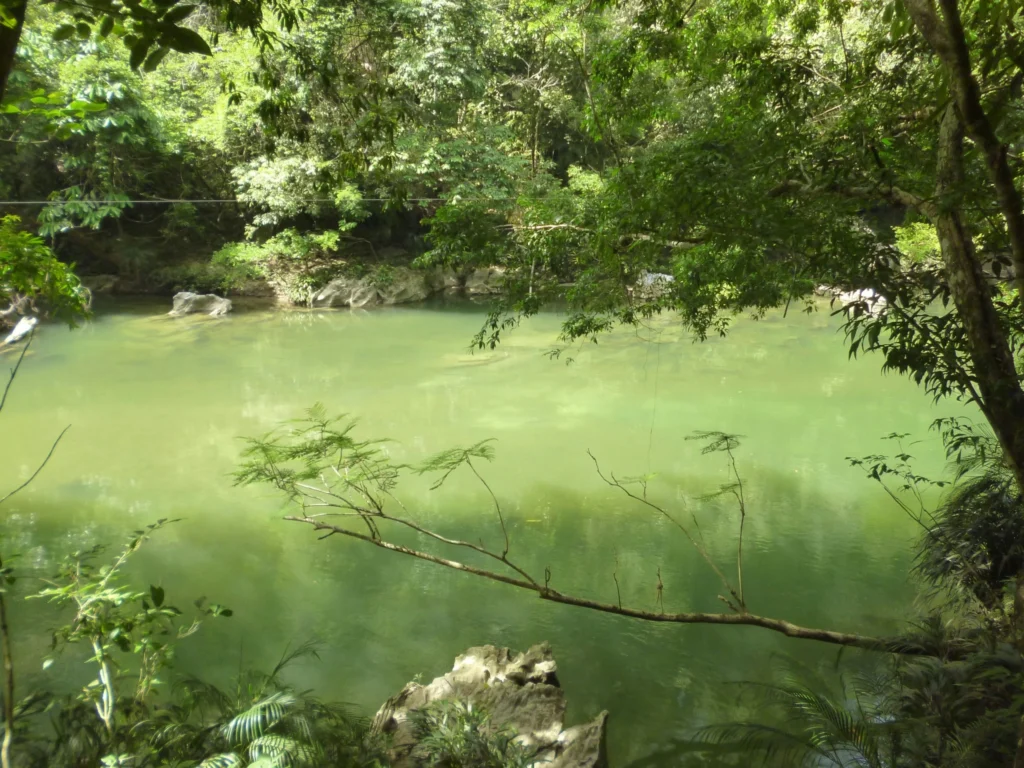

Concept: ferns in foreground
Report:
left=409, top=700, right=531, bottom=768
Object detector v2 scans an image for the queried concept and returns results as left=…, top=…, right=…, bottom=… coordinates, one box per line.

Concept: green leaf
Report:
left=150, top=585, right=165, bottom=607
left=162, top=4, right=197, bottom=24
left=161, top=25, right=212, bottom=56
left=75, top=21, right=91, bottom=39
left=143, top=46, right=171, bottom=71
left=99, top=15, right=115, bottom=38
left=53, top=24, right=77, bottom=41
left=129, top=38, right=151, bottom=69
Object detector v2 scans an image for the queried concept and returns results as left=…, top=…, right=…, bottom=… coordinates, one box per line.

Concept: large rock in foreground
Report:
left=373, top=643, right=608, bottom=768
left=169, top=292, right=232, bottom=317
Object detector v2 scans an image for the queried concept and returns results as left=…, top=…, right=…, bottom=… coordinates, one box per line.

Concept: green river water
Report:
left=0, top=297, right=965, bottom=763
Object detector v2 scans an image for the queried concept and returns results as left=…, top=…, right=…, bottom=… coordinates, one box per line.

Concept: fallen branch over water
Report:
left=284, top=514, right=918, bottom=654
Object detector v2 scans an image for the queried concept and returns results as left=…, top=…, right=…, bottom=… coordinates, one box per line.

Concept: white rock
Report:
left=464, top=266, right=506, bottom=295
left=372, top=643, right=608, bottom=768
left=3, top=315, right=38, bottom=345
left=169, top=292, right=232, bottom=317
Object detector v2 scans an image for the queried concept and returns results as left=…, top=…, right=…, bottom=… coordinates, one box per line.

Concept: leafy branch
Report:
left=238, top=410, right=931, bottom=655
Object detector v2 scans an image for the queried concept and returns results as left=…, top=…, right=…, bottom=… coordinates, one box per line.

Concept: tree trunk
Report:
left=932, top=104, right=1024, bottom=491
left=0, top=0, right=27, bottom=104
left=904, top=0, right=1024, bottom=300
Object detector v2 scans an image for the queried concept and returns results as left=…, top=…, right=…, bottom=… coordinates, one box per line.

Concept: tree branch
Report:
left=0, top=425, right=71, bottom=507
left=284, top=514, right=919, bottom=653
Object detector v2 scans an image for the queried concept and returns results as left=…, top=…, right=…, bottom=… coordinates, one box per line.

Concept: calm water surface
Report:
left=0, top=297, right=965, bottom=763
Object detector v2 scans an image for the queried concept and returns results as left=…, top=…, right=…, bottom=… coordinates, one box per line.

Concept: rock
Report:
left=833, top=287, right=887, bottom=317
left=464, top=266, right=506, bottom=295
left=312, top=276, right=378, bottom=308
left=81, top=275, right=119, bottom=294
left=373, top=643, right=608, bottom=768
left=377, top=267, right=432, bottom=305
left=427, top=267, right=463, bottom=293
left=3, top=315, right=38, bottom=345
left=168, top=292, right=232, bottom=317
left=634, top=270, right=675, bottom=300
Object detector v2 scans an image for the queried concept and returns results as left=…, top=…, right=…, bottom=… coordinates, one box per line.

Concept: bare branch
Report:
left=466, top=458, right=509, bottom=558
left=284, top=514, right=915, bottom=653
left=0, top=332, right=32, bottom=417
left=588, top=450, right=741, bottom=607
left=0, top=425, right=71, bottom=507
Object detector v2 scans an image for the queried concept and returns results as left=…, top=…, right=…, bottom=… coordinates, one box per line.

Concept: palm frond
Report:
left=223, top=692, right=297, bottom=746
left=268, top=639, right=323, bottom=683
left=197, top=752, right=245, bottom=768
left=693, top=722, right=831, bottom=766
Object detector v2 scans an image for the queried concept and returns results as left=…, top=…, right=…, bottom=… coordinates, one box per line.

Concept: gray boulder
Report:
left=428, top=267, right=463, bottom=293
left=373, top=643, right=608, bottom=768
left=634, top=270, right=674, bottom=300
left=312, top=277, right=378, bottom=309
left=378, top=267, right=433, bottom=305
left=465, top=266, right=506, bottom=295
left=169, top=292, right=232, bottom=317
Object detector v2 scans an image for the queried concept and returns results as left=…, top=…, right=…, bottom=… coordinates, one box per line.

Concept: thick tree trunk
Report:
left=933, top=105, right=1024, bottom=491
left=904, top=0, right=1024, bottom=300
left=0, top=0, right=26, bottom=104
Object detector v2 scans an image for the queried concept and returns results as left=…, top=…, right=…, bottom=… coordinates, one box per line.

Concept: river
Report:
left=0, top=296, right=961, bottom=764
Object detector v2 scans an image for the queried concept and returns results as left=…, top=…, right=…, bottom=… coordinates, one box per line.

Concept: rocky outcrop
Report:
left=312, top=276, right=378, bottom=309
left=315, top=267, right=466, bottom=308
left=464, top=266, right=506, bottom=295
left=377, top=268, right=433, bottom=305
left=373, top=643, right=608, bottom=768
left=429, top=267, right=463, bottom=293
left=168, top=292, right=232, bottom=317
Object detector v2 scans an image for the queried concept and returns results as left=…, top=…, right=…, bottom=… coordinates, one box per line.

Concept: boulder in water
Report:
left=169, top=292, right=232, bottom=317
left=378, top=268, right=433, bottom=305
left=372, top=643, right=608, bottom=768
left=821, top=287, right=888, bottom=317
left=464, top=266, right=506, bottom=295
left=3, top=315, right=38, bottom=345
left=428, top=267, right=463, bottom=293
left=634, top=270, right=675, bottom=300
left=312, top=276, right=378, bottom=308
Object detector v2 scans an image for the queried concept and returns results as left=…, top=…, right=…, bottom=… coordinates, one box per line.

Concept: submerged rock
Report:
left=169, top=292, right=232, bottom=317
left=464, top=266, right=506, bottom=295
left=373, top=643, right=608, bottom=768
left=3, top=315, right=38, bottom=345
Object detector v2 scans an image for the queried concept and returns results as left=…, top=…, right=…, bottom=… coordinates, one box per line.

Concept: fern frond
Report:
left=197, top=752, right=244, bottom=768
left=223, top=692, right=297, bottom=746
